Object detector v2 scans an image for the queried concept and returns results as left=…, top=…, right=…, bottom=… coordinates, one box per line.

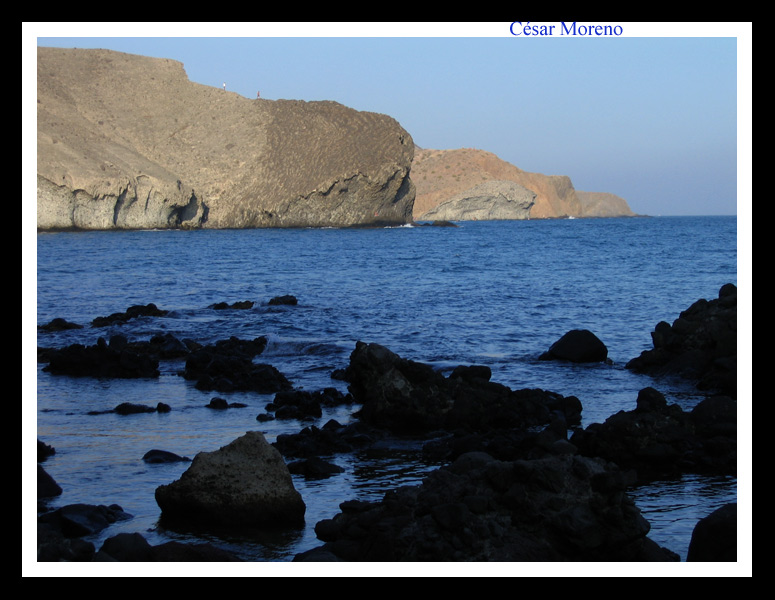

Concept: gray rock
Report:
left=37, top=47, right=415, bottom=230
left=419, top=180, right=535, bottom=221
left=155, top=431, right=306, bottom=527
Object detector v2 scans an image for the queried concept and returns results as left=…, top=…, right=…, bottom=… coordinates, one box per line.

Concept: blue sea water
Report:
left=31, top=216, right=741, bottom=566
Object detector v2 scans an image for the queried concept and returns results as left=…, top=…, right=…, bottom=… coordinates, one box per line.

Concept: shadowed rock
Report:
left=539, top=329, right=609, bottom=363
left=155, top=431, right=306, bottom=528
left=627, top=284, right=737, bottom=397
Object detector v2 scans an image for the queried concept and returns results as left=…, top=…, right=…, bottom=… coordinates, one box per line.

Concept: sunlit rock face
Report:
left=37, top=47, right=415, bottom=230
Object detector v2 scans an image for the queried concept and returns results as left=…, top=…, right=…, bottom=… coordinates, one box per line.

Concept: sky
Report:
left=25, top=22, right=750, bottom=219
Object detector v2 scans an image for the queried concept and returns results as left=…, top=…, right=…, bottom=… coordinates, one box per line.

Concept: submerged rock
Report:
left=38, top=317, right=83, bottom=331
left=142, top=449, right=191, bottom=464
left=155, top=431, right=306, bottom=528
left=91, top=303, right=168, bottom=327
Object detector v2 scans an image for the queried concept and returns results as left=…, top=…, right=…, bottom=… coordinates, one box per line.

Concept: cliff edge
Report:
left=37, top=47, right=415, bottom=230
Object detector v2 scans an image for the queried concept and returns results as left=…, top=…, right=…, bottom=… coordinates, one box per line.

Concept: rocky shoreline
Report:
left=36, top=285, right=738, bottom=563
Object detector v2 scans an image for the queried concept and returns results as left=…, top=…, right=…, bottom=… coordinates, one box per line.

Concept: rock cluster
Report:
left=42, top=336, right=160, bottom=379
left=35, top=287, right=740, bottom=562
left=345, top=341, right=582, bottom=434
left=570, top=388, right=736, bottom=482
left=297, top=452, right=678, bottom=562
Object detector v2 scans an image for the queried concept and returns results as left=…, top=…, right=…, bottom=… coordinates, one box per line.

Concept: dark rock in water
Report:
left=269, top=389, right=351, bottom=420
left=94, top=532, right=243, bottom=562
left=38, top=465, right=62, bottom=498
left=206, top=397, right=248, bottom=409
left=97, top=532, right=155, bottom=561
left=38, top=317, right=83, bottom=331
left=42, top=336, right=160, bottom=379
left=300, top=452, right=678, bottom=562
left=687, top=503, right=737, bottom=562
left=206, top=397, right=230, bottom=410
left=155, top=431, right=306, bottom=528
left=210, top=300, right=254, bottom=310
left=268, top=294, right=298, bottom=306
left=143, top=449, right=191, bottom=464
left=145, top=333, right=195, bottom=359
left=37, top=523, right=96, bottom=562
left=626, top=284, right=737, bottom=397
left=91, top=303, right=168, bottom=327
left=182, top=336, right=291, bottom=393
left=156, top=402, right=172, bottom=413
left=346, top=341, right=582, bottom=435
left=539, top=329, right=609, bottom=363
left=274, top=419, right=377, bottom=458
left=38, top=439, right=56, bottom=462
left=570, top=387, right=736, bottom=482
left=114, top=402, right=158, bottom=415
left=38, top=503, right=132, bottom=538
left=287, top=456, right=345, bottom=478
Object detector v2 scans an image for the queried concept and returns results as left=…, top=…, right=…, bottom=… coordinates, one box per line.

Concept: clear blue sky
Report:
left=26, top=23, right=750, bottom=217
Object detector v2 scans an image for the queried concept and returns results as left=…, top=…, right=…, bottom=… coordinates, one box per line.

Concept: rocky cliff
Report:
left=412, top=147, right=634, bottom=221
left=577, top=191, right=636, bottom=217
left=37, top=47, right=415, bottom=230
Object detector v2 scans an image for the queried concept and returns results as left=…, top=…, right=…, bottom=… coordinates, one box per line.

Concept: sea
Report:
left=29, top=215, right=746, bottom=572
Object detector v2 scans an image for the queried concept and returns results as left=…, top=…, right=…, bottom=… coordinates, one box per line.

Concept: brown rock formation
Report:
left=411, top=147, right=580, bottom=220
left=411, top=147, right=635, bottom=220
left=37, top=47, right=415, bottom=230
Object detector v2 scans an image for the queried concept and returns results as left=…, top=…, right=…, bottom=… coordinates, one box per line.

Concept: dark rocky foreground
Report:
left=35, top=286, right=740, bottom=562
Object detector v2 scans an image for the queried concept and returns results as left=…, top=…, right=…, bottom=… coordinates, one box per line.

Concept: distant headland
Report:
left=36, top=47, right=635, bottom=231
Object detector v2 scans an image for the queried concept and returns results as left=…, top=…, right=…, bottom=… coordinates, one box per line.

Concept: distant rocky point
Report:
left=411, top=147, right=636, bottom=221
left=37, top=47, right=415, bottom=230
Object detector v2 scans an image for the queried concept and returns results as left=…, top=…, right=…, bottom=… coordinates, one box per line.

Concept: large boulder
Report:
left=687, top=503, right=737, bottom=562
left=155, top=431, right=306, bottom=528
left=539, top=329, right=609, bottom=363
left=37, top=47, right=415, bottom=230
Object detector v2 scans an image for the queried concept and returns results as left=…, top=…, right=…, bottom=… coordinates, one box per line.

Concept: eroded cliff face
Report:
left=36, top=47, right=415, bottom=230
left=412, top=147, right=634, bottom=220
left=419, top=180, right=535, bottom=221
